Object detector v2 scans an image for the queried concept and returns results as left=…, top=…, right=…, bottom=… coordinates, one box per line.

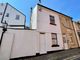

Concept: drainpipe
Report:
left=1, top=3, right=8, bottom=23
left=0, top=21, right=8, bottom=45
left=0, top=3, right=8, bottom=46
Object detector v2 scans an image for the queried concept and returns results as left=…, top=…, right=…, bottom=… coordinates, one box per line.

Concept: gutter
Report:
left=0, top=27, right=7, bottom=45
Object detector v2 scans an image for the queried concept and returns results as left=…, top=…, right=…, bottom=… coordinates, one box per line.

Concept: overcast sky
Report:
left=0, top=0, right=80, bottom=26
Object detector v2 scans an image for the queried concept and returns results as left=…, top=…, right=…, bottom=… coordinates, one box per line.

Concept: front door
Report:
left=63, top=35, right=68, bottom=49
left=39, top=33, right=46, bottom=54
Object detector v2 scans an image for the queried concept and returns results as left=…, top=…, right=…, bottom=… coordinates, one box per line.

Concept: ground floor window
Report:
left=51, top=33, right=59, bottom=47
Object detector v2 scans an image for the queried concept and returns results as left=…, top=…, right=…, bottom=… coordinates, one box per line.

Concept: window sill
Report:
left=50, top=23, right=56, bottom=25
left=52, top=45, right=59, bottom=47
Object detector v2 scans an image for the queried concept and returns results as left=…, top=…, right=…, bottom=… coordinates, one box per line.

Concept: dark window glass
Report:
left=51, top=33, right=57, bottom=46
left=6, top=13, right=9, bottom=17
left=16, top=15, right=20, bottom=20
left=50, top=15, right=56, bottom=25
left=0, top=12, right=2, bottom=15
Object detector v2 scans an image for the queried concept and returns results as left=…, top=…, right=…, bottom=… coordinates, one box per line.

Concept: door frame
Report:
left=39, top=32, right=47, bottom=54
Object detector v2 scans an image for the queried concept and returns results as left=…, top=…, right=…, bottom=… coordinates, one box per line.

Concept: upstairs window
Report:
left=5, top=13, right=9, bottom=17
left=51, top=33, right=59, bottom=47
left=50, top=15, right=56, bottom=25
left=15, top=15, right=20, bottom=20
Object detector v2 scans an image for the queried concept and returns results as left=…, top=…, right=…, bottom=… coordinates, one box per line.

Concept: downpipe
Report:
left=0, top=27, right=7, bottom=45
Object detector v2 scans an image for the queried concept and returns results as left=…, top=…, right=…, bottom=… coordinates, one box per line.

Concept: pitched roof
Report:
left=37, top=4, right=72, bottom=19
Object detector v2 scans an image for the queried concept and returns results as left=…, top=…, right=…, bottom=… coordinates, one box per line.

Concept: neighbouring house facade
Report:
left=0, top=3, right=26, bottom=29
left=59, top=15, right=79, bottom=49
left=73, top=21, right=80, bottom=47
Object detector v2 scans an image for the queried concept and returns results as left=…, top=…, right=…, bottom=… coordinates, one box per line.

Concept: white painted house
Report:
left=31, top=4, right=64, bottom=53
left=0, top=3, right=26, bottom=29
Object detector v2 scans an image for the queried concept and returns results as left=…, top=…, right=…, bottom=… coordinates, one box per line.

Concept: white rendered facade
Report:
left=31, top=4, right=64, bottom=53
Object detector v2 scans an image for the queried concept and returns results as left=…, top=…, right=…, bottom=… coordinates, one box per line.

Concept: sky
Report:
left=0, top=0, right=80, bottom=26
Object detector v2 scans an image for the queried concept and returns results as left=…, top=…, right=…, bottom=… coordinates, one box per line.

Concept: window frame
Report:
left=15, top=15, right=20, bottom=20
left=51, top=33, right=59, bottom=47
left=5, top=13, right=9, bottom=17
left=50, top=15, right=56, bottom=25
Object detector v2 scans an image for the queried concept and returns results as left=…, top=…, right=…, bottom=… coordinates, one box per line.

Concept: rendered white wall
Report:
left=0, top=29, right=39, bottom=59
left=38, top=6, right=63, bottom=51
left=31, top=5, right=64, bottom=52
left=10, top=30, right=39, bottom=58
left=0, top=30, right=14, bottom=60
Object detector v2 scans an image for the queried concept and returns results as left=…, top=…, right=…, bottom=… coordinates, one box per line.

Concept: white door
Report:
left=63, top=35, right=68, bottom=49
left=39, top=33, right=46, bottom=54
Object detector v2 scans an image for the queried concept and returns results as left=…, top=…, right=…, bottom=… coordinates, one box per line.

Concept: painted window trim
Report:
left=52, top=45, right=59, bottom=47
left=51, top=33, right=59, bottom=47
left=50, top=15, right=56, bottom=25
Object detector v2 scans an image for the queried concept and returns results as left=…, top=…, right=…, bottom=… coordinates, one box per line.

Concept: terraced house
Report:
left=59, top=15, right=79, bottom=49
left=73, top=21, right=80, bottom=47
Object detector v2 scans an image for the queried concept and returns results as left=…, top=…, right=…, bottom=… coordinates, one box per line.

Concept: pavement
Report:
left=11, top=48, right=80, bottom=60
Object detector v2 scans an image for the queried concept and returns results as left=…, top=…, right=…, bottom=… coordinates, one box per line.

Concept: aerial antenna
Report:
left=39, top=0, right=41, bottom=4
left=30, top=7, right=32, bottom=20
